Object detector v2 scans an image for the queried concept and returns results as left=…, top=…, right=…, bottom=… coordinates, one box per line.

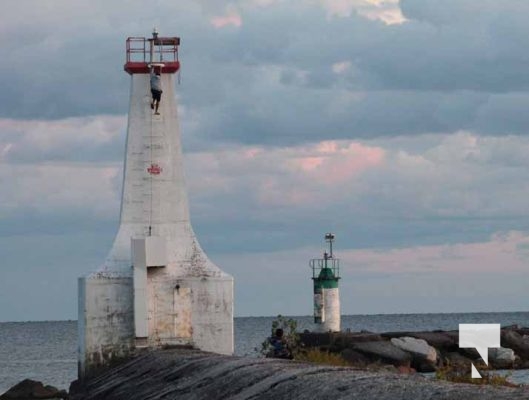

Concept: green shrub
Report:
left=260, top=315, right=300, bottom=357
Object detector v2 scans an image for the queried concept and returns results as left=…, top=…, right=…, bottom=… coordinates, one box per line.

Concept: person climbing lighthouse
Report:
left=150, top=66, right=162, bottom=115
left=78, top=31, right=234, bottom=379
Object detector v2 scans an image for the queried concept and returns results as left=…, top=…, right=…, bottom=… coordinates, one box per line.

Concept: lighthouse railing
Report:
left=126, top=37, right=148, bottom=63
left=126, top=37, right=180, bottom=64
left=309, top=258, right=340, bottom=279
left=124, top=36, right=181, bottom=74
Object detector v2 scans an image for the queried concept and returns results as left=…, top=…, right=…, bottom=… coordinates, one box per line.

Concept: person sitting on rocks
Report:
left=268, top=328, right=293, bottom=359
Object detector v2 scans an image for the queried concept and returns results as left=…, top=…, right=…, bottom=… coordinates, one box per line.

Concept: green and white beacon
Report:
left=310, top=233, right=341, bottom=332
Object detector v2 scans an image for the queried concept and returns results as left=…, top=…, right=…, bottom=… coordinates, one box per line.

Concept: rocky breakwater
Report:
left=300, top=325, right=529, bottom=372
left=66, top=348, right=529, bottom=399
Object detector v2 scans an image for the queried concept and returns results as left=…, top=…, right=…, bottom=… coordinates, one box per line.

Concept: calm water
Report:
left=2, top=312, right=529, bottom=393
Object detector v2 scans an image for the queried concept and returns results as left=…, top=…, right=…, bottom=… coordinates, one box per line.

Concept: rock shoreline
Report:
left=300, top=325, right=529, bottom=372
left=67, top=348, right=529, bottom=400
left=0, top=379, right=68, bottom=400
left=5, top=326, right=529, bottom=399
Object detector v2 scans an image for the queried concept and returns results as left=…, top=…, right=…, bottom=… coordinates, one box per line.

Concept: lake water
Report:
left=2, top=312, right=529, bottom=393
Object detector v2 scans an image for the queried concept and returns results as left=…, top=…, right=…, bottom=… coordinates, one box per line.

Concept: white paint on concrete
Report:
left=320, top=288, right=340, bottom=332
left=79, top=71, right=234, bottom=379
left=78, top=276, right=134, bottom=377
left=132, top=236, right=168, bottom=268
left=100, top=73, right=225, bottom=279
left=132, top=239, right=149, bottom=338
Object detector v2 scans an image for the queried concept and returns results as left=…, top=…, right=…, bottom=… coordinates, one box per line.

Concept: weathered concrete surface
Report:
left=318, top=287, right=340, bottom=333
left=79, top=61, right=234, bottom=378
left=71, top=349, right=529, bottom=400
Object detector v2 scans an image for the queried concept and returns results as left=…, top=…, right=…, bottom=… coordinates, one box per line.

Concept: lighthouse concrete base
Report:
left=78, top=273, right=233, bottom=380
left=78, top=275, right=134, bottom=380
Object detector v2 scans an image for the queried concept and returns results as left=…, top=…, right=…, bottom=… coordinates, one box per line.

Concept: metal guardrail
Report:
left=309, top=258, right=340, bottom=279
left=126, top=37, right=179, bottom=64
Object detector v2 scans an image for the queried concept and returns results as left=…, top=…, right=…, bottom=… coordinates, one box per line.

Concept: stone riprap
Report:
left=351, top=341, right=411, bottom=366
left=489, top=347, right=516, bottom=368
left=70, top=349, right=529, bottom=400
left=300, top=326, right=529, bottom=372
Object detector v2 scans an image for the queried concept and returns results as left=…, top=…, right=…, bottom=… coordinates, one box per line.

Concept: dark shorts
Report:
left=151, top=89, right=162, bottom=102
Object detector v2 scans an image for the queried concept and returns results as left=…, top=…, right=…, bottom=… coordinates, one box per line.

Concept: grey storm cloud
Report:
left=2, top=0, right=529, bottom=144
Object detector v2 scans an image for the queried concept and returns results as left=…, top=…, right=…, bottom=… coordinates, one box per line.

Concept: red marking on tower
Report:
left=147, top=163, right=162, bottom=175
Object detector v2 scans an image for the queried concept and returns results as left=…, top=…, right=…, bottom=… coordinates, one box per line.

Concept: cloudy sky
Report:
left=2, top=0, right=529, bottom=321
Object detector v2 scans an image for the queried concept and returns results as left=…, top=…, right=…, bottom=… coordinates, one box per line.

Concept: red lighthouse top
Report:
left=124, top=29, right=180, bottom=74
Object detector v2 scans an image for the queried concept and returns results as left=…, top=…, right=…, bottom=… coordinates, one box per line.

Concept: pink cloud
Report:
left=316, top=141, right=338, bottom=153
left=186, top=139, right=385, bottom=208
left=321, top=0, right=406, bottom=25
left=291, top=141, right=385, bottom=185
left=340, top=231, right=529, bottom=276
left=297, top=156, right=324, bottom=171
left=250, top=141, right=385, bottom=206
left=243, top=147, right=262, bottom=159
left=210, top=12, right=242, bottom=28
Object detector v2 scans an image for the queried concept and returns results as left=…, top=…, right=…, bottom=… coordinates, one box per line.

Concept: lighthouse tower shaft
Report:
left=78, top=34, right=234, bottom=379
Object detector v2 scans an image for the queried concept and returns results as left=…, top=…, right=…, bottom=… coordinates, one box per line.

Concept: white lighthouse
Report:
left=78, top=31, right=234, bottom=379
left=311, top=233, right=341, bottom=332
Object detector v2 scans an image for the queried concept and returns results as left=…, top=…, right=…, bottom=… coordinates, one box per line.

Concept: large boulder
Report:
left=489, top=347, right=515, bottom=369
left=330, top=333, right=383, bottom=352
left=391, top=337, right=437, bottom=364
left=351, top=341, right=412, bottom=367
left=300, top=332, right=383, bottom=351
left=0, top=379, right=68, bottom=399
left=502, top=330, right=529, bottom=359
left=382, top=331, right=456, bottom=351
left=340, top=348, right=371, bottom=366
left=391, top=337, right=437, bottom=372
left=408, top=332, right=458, bottom=352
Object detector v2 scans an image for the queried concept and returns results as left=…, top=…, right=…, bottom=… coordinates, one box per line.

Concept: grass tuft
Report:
left=296, top=349, right=351, bottom=367
left=435, top=363, right=517, bottom=387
